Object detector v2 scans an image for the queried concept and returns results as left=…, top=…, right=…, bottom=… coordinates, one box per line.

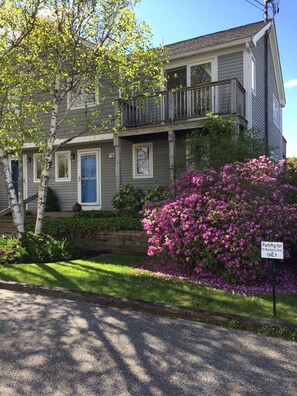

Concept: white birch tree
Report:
left=0, top=0, right=43, bottom=238
left=0, top=0, right=163, bottom=235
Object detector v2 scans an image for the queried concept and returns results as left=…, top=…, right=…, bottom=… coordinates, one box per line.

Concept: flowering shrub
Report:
left=142, top=156, right=297, bottom=283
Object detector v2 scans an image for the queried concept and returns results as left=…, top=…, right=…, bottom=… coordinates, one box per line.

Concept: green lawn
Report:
left=0, top=254, right=296, bottom=324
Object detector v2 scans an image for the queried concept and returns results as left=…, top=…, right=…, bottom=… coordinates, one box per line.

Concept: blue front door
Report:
left=79, top=152, right=98, bottom=204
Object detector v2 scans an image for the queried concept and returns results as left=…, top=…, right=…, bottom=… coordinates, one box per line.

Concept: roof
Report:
left=165, top=21, right=270, bottom=56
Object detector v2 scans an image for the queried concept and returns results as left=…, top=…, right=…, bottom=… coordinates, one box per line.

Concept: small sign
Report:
left=261, top=241, right=284, bottom=260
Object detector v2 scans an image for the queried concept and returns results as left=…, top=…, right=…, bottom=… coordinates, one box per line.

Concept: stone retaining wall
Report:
left=73, top=230, right=148, bottom=255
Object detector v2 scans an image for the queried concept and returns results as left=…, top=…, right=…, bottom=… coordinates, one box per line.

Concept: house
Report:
left=0, top=19, right=286, bottom=213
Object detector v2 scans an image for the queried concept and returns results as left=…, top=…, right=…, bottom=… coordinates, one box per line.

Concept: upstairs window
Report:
left=68, top=80, right=98, bottom=109
left=166, top=67, right=187, bottom=90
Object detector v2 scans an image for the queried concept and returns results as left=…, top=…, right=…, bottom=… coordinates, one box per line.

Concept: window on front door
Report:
left=78, top=150, right=101, bottom=207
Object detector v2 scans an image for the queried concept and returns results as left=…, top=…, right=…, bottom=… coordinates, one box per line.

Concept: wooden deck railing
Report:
left=0, top=193, right=38, bottom=218
left=120, top=79, right=246, bottom=128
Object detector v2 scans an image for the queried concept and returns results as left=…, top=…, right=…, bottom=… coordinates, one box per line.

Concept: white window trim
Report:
left=77, top=148, right=101, bottom=208
left=68, top=79, right=99, bottom=110
left=186, top=58, right=216, bottom=86
left=133, top=143, right=153, bottom=179
left=164, top=56, right=218, bottom=82
left=55, top=151, right=71, bottom=182
left=33, top=153, right=43, bottom=183
left=251, top=55, right=256, bottom=95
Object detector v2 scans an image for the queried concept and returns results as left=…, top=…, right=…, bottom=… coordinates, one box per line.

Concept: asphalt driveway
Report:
left=0, top=289, right=296, bottom=395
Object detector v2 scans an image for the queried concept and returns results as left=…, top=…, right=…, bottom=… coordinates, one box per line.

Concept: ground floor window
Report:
left=133, top=143, right=153, bottom=178
left=55, top=151, right=71, bottom=181
left=33, top=153, right=43, bottom=182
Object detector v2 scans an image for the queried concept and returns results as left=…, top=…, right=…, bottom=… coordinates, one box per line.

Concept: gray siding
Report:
left=218, top=51, right=243, bottom=84
left=25, top=140, right=116, bottom=212
left=25, top=84, right=116, bottom=145
left=0, top=136, right=186, bottom=213
left=251, top=35, right=282, bottom=159
left=251, top=38, right=265, bottom=139
left=56, top=88, right=116, bottom=140
left=120, top=136, right=186, bottom=192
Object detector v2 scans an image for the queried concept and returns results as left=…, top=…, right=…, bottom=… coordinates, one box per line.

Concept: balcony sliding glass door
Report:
left=165, top=61, right=213, bottom=120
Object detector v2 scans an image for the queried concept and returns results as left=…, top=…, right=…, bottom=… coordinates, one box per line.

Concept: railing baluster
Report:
left=121, top=79, right=245, bottom=127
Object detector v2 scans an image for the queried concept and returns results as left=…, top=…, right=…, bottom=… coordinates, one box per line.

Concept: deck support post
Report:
left=114, top=136, right=122, bottom=192
left=168, top=130, right=176, bottom=185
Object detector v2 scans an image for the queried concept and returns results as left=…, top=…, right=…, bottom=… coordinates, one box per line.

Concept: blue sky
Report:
left=136, top=0, right=297, bottom=157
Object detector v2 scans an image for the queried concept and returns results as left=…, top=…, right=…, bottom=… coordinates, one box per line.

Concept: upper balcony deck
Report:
left=118, top=79, right=246, bottom=132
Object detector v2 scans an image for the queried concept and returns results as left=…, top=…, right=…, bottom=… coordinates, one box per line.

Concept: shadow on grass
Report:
left=0, top=254, right=296, bottom=323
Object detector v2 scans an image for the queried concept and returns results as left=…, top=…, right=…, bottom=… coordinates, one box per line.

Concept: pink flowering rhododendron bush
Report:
left=142, top=157, right=297, bottom=283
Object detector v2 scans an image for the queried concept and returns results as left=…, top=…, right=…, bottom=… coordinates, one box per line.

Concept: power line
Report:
left=253, top=0, right=264, bottom=6
left=244, top=0, right=263, bottom=11
left=245, top=0, right=280, bottom=20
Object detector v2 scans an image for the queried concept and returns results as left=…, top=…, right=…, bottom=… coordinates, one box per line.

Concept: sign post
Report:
left=261, top=241, right=284, bottom=319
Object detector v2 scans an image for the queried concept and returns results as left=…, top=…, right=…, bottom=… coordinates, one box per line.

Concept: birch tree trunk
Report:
left=34, top=73, right=60, bottom=235
left=0, top=149, right=24, bottom=238
left=18, top=154, right=25, bottom=225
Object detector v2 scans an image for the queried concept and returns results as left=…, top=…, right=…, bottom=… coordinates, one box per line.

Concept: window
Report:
left=166, top=67, right=187, bottom=90
left=33, top=154, right=43, bottom=183
left=251, top=56, right=256, bottom=94
left=190, top=63, right=212, bottom=86
left=8, top=88, right=21, bottom=114
left=68, top=80, right=98, bottom=109
left=55, top=151, right=71, bottom=181
left=273, top=95, right=280, bottom=128
left=133, top=143, right=153, bottom=178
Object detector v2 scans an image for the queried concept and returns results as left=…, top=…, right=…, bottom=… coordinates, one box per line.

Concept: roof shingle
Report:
left=165, top=21, right=270, bottom=56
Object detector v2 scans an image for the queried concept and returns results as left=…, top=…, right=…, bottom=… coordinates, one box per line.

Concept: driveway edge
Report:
left=1, top=280, right=296, bottom=332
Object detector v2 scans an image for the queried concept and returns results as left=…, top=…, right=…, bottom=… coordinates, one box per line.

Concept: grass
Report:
left=0, top=253, right=296, bottom=325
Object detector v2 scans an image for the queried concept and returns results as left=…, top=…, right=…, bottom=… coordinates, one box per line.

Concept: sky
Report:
left=135, top=0, right=297, bottom=157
